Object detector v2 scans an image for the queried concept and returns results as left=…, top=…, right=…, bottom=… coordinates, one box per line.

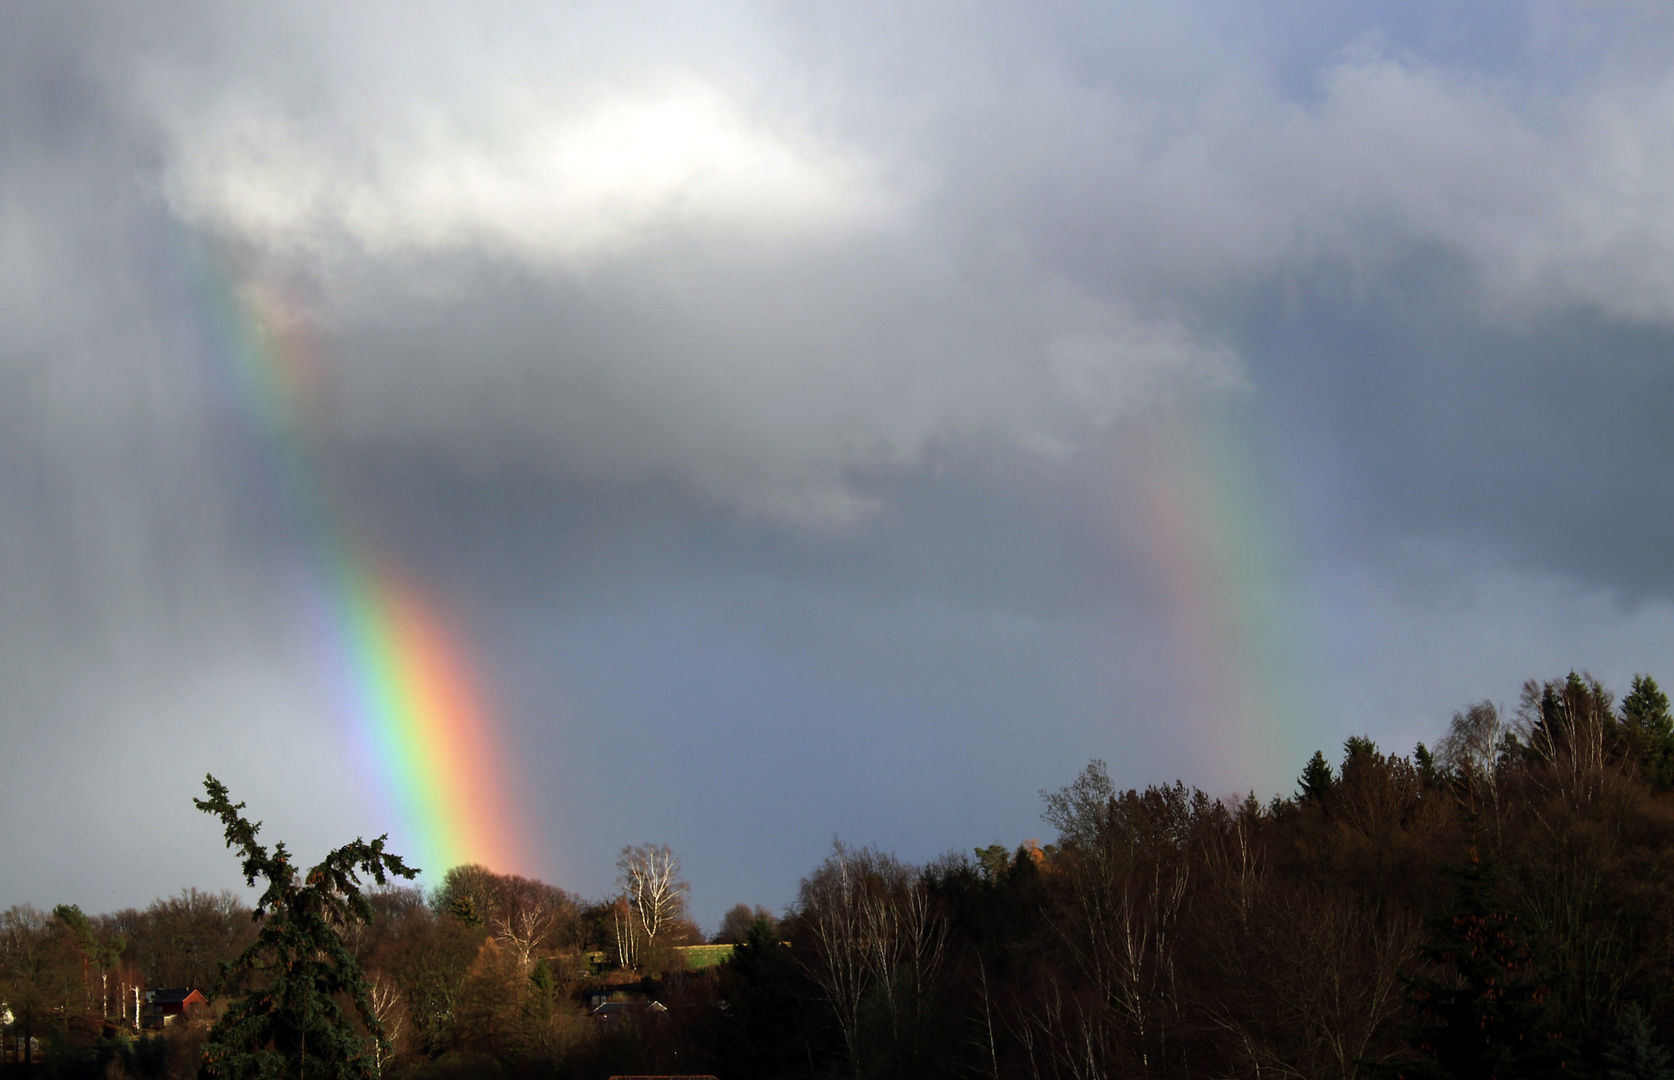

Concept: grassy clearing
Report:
left=673, top=943, right=735, bottom=970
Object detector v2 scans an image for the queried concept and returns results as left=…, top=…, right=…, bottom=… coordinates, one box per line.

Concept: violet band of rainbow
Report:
left=190, top=245, right=524, bottom=877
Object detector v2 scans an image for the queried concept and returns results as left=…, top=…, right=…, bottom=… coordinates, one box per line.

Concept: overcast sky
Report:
left=6, top=1, right=1674, bottom=929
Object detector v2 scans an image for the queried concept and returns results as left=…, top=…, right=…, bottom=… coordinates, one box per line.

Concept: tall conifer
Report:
left=193, top=775, right=417, bottom=1079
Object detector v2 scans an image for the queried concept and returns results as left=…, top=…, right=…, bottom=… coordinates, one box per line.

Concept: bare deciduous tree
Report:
left=1044, top=780, right=1197, bottom=1073
left=608, top=896, right=638, bottom=970
left=798, top=842, right=871, bottom=1077
left=368, top=973, right=405, bottom=1077
left=1518, top=672, right=1614, bottom=806
left=491, top=876, right=575, bottom=968
left=616, top=844, right=688, bottom=953
left=796, top=840, right=947, bottom=1078
left=434, top=865, right=576, bottom=968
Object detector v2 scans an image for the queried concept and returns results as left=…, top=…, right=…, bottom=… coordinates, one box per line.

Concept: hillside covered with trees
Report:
left=7, top=670, right=1674, bottom=1079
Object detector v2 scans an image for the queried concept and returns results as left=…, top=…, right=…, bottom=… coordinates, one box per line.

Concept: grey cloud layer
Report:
left=78, top=2, right=1674, bottom=531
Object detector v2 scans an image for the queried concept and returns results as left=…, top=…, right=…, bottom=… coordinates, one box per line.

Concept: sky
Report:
left=6, top=1, right=1674, bottom=930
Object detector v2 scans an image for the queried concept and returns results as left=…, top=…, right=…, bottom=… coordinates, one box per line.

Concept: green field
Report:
left=672, top=944, right=735, bottom=970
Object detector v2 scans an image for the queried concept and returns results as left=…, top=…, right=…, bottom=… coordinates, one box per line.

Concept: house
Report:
left=142, top=989, right=208, bottom=1029
left=584, top=976, right=664, bottom=1010
left=591, top=999, right=668, bottom=1026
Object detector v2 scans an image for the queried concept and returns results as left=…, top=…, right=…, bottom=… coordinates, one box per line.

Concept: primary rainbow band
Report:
left=194, top=254, right=523, bottom=877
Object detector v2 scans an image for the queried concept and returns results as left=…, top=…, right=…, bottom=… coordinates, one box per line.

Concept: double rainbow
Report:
left=192, top=258, right=523, bottom=878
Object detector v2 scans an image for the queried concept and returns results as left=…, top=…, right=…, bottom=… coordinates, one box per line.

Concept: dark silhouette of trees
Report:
left=103, top=888, right=256, bottom=991
left=794, top=840, right=950, bottom=1078
left=1402, top=841, right=1571, bottom=1079
left=711, top=912, right=802, bottom=1073
left=714, top=903, right=776, bottom=945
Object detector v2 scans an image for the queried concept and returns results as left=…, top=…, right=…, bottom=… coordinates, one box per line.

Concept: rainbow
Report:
left=1111, top=403, right=1319, bottom=793
left=189, top=251, right=524, bottom=878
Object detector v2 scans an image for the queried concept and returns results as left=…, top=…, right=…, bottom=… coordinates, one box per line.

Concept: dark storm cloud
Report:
left=1247, top=287, right=1674, bottom=601
left=7, top=1, right=1674, bottom=920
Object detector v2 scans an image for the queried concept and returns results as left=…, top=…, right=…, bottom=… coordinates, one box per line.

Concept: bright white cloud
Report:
left=162, top=79, right=891, bottom=265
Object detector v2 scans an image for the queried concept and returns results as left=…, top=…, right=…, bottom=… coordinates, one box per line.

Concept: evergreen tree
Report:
left=1414, top=743, right=1441, bottom=788
left=1344, top=735, right=1379, bottom=763
left=1297, top=750, right=1335, bottom=804
left=712, top=913, right=811, bottom=1080
left=973, top=844, right=1010, bottom=881
left=193, top=774, right=417, bottom=1080
left=1603, top=1005, right=1674, bottom=1080
left=447, top=895, right=484, bottom=928
left=1623, top=676, right=1672, bottom=729
left=1402, top=843, right=1572, bottom=1079
left=1621, top=675, right=1674, bottom=790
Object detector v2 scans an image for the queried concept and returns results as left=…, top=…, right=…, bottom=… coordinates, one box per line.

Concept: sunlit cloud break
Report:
left=161, top=79, right=893, bottom=266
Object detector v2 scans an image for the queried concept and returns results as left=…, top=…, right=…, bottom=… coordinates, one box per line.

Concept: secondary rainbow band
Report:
left=1114, top=406, right=1315, bottom=791
left=194, top=256, right=523, bottom=877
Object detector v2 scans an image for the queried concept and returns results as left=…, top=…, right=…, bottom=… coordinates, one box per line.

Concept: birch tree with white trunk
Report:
left=615, top=844, right=688, bottom=951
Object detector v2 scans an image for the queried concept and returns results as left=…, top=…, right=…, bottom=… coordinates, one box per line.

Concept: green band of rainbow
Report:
left=194, top=251, right=524, bottom=877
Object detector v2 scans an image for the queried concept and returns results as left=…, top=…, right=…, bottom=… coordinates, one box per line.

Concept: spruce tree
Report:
left=1402, top=843, right=1572, bottom=1079
left=193, top=774, right=417, bottom=1079
left=1414, top=743, right=1441, bottom=788
left=1297, top=750, right=1335, bottom=804
left=1603, top=1005, right=1674, bottom=1080
left=1622, top=675, right=1674, bottom=790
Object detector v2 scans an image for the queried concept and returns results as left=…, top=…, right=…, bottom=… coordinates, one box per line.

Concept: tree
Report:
left=796, top=842, right=876, bottom=1078
left=794, top=841, right=947, bottom=1078
left=715, top=904, right=777, bottom=945
left=1438, top=700, right=1506, bottom=783
left=1, top=906, right=60, bottom=1073
left=1040, top=759, right=1117, bottom=851
left=193, top=774, right=417, bottom=1079
left=1403, top=844, right=1571, bottom=1079
left=1621, top=675, right=1674, bottom=790
left=615, top=844, right=689, bottom=961
left=107, top=889, right=256, bottom=991
left=713, top=912, right=811, bottom=1080
left=490, top=875, right=575, bottom=968
left=365, top=975, right=404, bottom=1077
left=1414, top=743, right=1442, bottom=788
left=51, top=905, right=95, bottom=1018
left=432, top=865, right=498, bottom=928
left=1516, top=672, right=1614, bottom=802
left=432, top=865, right=575, bottom=968
left=973, top=845, right=1011, bottom=881
left=1622, top=675, right=1672, bottom=732
left=1603, top=1005, right=1674, bottom=1080
left=1038, top=780, right=1201, bottom=1075
left=1298, top=751, right=1335, bottom=803
left=359, top=903, right=486, bottom=1059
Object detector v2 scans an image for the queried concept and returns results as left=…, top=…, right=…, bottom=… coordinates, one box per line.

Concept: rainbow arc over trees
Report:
left=1112, top=405, right=1317, bottom=788
left=191, top=253, right=524, bottom=878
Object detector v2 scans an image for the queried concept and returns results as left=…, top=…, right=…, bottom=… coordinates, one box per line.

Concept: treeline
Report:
left=7, top=670, right=1674, bottom=1078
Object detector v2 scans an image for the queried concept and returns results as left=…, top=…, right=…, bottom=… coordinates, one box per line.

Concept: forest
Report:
left=6, top=669, right=1674, bottom=1080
